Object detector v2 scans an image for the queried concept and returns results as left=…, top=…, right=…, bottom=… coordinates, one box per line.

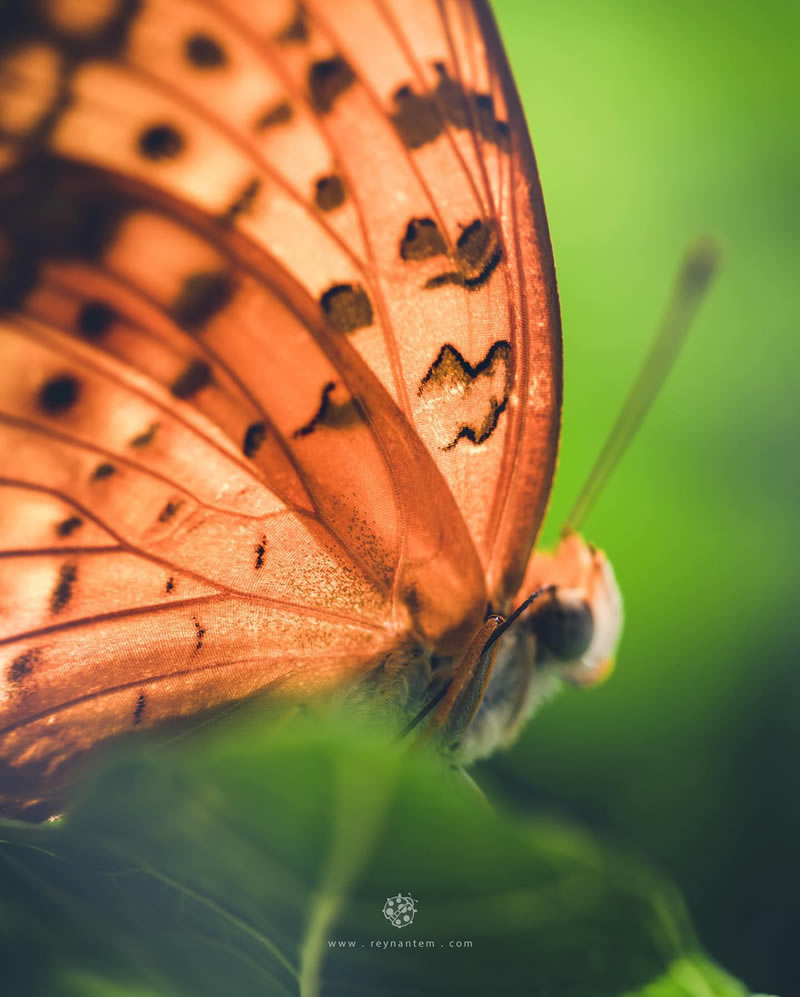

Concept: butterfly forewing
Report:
left=0, top=0, right=560, bottom=810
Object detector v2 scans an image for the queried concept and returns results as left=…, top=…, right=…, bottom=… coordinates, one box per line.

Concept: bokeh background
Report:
left=487, top=2, right=798, bottom=993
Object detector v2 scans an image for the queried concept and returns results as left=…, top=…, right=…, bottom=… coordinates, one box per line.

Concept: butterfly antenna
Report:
left=565, top=237, right=722, bottom=532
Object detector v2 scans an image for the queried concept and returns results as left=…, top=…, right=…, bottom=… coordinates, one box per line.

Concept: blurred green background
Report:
left=489, top=1, right=798, bottom=993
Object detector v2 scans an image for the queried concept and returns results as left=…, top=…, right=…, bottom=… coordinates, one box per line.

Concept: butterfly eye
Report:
left=529, top=597, right=594, bottom=663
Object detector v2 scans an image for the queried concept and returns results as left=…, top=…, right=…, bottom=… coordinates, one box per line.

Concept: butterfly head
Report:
left=520, top=529, right=623, bottom=686
left=454, top=531, right=622, bottom=763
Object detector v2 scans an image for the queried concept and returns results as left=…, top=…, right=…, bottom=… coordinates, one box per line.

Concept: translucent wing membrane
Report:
left=0, top=0, right=560, bottom=806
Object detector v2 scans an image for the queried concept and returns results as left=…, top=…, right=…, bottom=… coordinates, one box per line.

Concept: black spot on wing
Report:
left=56, top=515, right=83, bottom=537
left=0, top=163, right=128, bottom=309
left=166, top=576, right=175, bottom=594
left=91, top=462, right=116, bottom=481
left=0, top=2, right=139, bottom=152
left=419, top=340, right=511, bottom=394
left=462, top=256, right=503, bottom=292
left=390, top=63, right=510, bottom=151
left=443, top=396, right=508, bottom=451
left=0, top=0, right=141, bottom=210
left=138, top=123, right=184, bottom=161
left=294, top=381, right=333, bottom=438
left=293, top=381, right=364, bottom=438
left=419, top=340, right=512, bottom=451
left=425, top=249, right=502, bottom=290
left=50, top=562, right=77, bottom=614
left=474, top=93, right=510, bottom=146
left=400, top=217, right=447, bottom=261
left=431, top=62, right=470, bottom=130
left=7, top=649, right=39, bottom=687
left=314, top=174, right=345, bottom=211
left=457, top=219, right=493, bottom=268
left=193, top=616, right=206, bottom=651
left=157, top=499, right=182, bottom=523
left=33, top=184, right=126, bottom=259
left=320, top=284, right=373, bottom=333
left=133, top=692, right=146, bottom=726
left=129, top=423, right=158, bottom=448
left=220, top=178, right=261, bottom=224
left=309, top=57, right=354, bottom=113
left=171, top=359, right=212, bottom=399
left=434, top=64, right=510, bottom=148
left=185, top=33, right=226, bottom=68
left=77, top=300, right=115, bottom=339
left=171, top=272, right=233, bottom=329
left=255, top=101, right=293, bottom=131
left=242, top=421, right=266, bottom=458
left=255, top=535, right=266, bottom=570
left=0, top=1, right=142, bottom=60
left=390, top=85, right=443, bottom=149
left=38, top=375, right=80, bottom=414
left=425, top=219, right=502, bottom=291
left=275, top=5, right=308, bottom=44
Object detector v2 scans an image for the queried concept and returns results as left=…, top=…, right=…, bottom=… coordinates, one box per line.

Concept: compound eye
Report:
left=530, top=597, right=594, bottom=662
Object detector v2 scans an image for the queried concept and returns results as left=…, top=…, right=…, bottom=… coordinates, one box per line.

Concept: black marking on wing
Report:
left=50, top=562, right=77, bottom=614
left=255, top=535, right=266, bottom=570
left=56, top=515, right=83, bottom=537
left=130, top=423, right=159, bottom=448
left=425, top=219, right=502, bottom=291
left=419, top=340, right=511, bottom=394
left=242, top=421, right=267, bottom=458
left=221, top=178, right=261, bottom=224
left=400, top=217, right=446, bottom=261
left=314, top=174, right=345, bottom=211
left=390, top=63, right=510, bottom=151
left=77, top=300, right=115, bottom=339
left=319, top=283, right=373, bottom=333
left=474, top=93, right=510, bottom=145
left=309, top=57, right=354, bottom=113
left=91, top=462, right=116, bottom=482
left=419, top=340, right=512, bottom=451
left=275, top=4, right=308, bottom=44
left=170, top=359, right=213, bottom=399
left=157, top=499, right=183, bottom=523
left=171, top=272, right=233, bottom=329
left=0, top=1, right=141, bottom=155
left=0, top=161, right=130, bottom=310
left=433, top=63, right=509, bottom=147
left=138, top=123, right=184, bottom=161
left=193, top=616, right=206, bottom=651
left=292, top=381, right=365, bottom=439
left=0, top=2, right=142, bottom=60
left=7, top=649, right=39, bottom=687
left=133, top=692, right=146, bottom=726
left=165, top=576, right=175, bottom=594
left=443, top=396, right=509, bottom=452
left=185, top=33, right=227, bottom=69
left=38, top=375, right=80, bottom=414
left=255, top=101, right=293, bottom=131
left=390, top=84, right=443, bottom=149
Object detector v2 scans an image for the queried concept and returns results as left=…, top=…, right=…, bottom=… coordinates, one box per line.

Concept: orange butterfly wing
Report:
left=0, top=0, right=560, bottom=809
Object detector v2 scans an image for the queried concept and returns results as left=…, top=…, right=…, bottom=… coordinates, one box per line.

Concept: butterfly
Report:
left=0, top=0, right=622, bottom=818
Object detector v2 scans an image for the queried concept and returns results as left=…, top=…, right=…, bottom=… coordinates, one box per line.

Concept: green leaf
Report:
left=0, top=710, right=752, bottom=996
